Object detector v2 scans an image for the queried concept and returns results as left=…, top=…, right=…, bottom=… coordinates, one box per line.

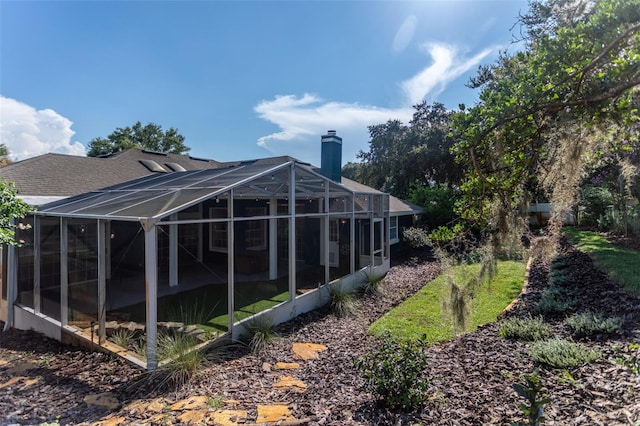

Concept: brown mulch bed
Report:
left=1, top=241, right=639, bottom=425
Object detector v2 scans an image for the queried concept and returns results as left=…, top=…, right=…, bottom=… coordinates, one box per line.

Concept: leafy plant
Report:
left=529, top=339, right=602, bottom=369
left=615, top=343, right=640, bottom=376
left=511, top=368, right=551, bottom=426
left=328, top=283, right=357, bottom=318
left=565, top=312, right=623, bottom=338
left=243, top=315, right=278, bottom=355
left=402, top=226, right=430, bottom=248
left=499, top=316, right=552, bottom=341
left=354, top=333, right=430, bottom=410
left=409, top=183, right=461, bottom=229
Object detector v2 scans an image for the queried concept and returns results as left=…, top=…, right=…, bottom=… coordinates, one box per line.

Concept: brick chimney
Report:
left=320, top=130, right=342, bottom=182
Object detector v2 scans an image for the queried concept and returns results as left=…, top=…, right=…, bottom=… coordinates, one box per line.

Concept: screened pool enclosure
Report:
left=8, top=160, right=390, bottom=369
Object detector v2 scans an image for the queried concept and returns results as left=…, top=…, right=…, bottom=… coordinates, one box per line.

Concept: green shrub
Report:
left=534, top=287, right=578, bottom=315
left=565, top=312, right=623, bottom=337
left=328, top=284, right=357, bottom=318
left=354, top=334, right=430, bottom=410
left=428, top=223, right=465, bottom=247
left=499, top=316, right=552, bottom=341
left=548, top=268, right=573, bottom=286
left=529, top=339, right=602, bottom=369
left=615, top=343, right=640, bottom=376
left=511, top=368, right=551, bottom=426
left=409, top=183, right=460, bottom=229
left=243, top=315, right=278, bottom=355
left=402, top=226, right=429, bottom=248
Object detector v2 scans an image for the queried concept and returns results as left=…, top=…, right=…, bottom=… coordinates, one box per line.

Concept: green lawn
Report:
left=563, top=227, right=640, bottom=295
left=369, top=260, right=526, bottom=344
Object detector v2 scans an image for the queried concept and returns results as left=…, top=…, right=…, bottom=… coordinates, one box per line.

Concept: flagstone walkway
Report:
left=65, top=342, right=329, bottom=425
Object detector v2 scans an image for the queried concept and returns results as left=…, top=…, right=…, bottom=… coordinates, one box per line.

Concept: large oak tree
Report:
left=87, top=121, right=190, bottom=157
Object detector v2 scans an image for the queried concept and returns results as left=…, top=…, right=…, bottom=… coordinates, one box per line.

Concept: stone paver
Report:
left=84, top=393, right=120, bottom=410
left=6, top=361, right=35, bottom=375
left=273, top=362, right=300, bottom=370
left=0, top=376, right=24, bottom=389
left=170, top=395, right=209, bottom=411
left=291, top=342, right=327, bottom=360
left=91, top=416, right=126, bottom=426
left=274, top=375, right=307, bottom=393
left=208, top=409, right=248, bottom=425
left=256, top=404, right=295, bottom=424
left=178, top=409, right=208, bottom=424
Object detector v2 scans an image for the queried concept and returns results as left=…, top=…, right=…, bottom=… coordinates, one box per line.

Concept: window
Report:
left=209, top=207, right=228, bottom=252
left=329, top=220, right=339, bottom=243
left=390, top=216, right=398, bottom=243
left=245, top=207, right=267, bottom=250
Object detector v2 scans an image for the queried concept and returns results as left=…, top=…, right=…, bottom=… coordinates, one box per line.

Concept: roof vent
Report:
left=141, top=150, right=168, bottom=156
left=165, top=162, right=187, bottom=172
left=139, top=159, right=167, bottom=173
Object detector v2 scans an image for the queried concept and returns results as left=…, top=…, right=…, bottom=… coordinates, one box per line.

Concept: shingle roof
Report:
left=0, top=149, right=419, bottom=215
left=0, top=149, right=221, bottom=197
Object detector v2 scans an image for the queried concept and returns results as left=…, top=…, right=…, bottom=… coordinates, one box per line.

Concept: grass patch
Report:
left=369, top=260, right=525, bottom=344
left=529, top=338, right=602, bottom=369
left=563, top=227, right=640, bottom=295
left=498, top=315, right=552, bottom=341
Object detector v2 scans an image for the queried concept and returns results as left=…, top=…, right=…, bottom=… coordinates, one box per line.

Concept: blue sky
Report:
left=0, top=0, right=528, bottom=165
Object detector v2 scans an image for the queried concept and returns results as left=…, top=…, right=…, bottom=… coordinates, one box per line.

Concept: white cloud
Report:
left=401, top=43, right=493, bottom=105
left=392, top=15, right=417, bottom=54
left=254, top=42, right=496, bottom=164
left=255, top=94, right=413, bottom=164
left=0, top=96, right=86, bottom=161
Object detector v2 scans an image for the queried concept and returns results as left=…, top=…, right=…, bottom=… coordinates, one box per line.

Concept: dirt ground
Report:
left=0, top=239, right=639, bottom=425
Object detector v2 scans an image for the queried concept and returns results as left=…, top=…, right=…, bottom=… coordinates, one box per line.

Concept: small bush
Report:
left=565, top=312, right=623, bottom=337
left=548, top=268, right=573, bottom=286
left=354, top=334, right=430, bottom=410
left=402, top=226, right=429, bottom=248
left=534, top=287, right=578, bottom=315
left=328, top=284, right=357, bottom=318
left=499, top=316, right=552, bottom=341
left=244, top=315, right=278, bottom=355
left=529, top=339, right=602, bottom=369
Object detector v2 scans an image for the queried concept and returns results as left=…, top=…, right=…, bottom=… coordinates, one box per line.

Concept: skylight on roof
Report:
left=139, top=159, right=167, bottom=173
left=165, top=162, right=187, bottom=172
